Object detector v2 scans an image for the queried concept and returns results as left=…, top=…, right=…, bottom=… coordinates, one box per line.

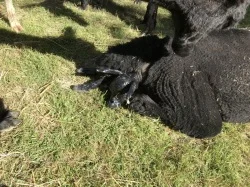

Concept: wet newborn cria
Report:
left=72, top=29, right=250, bottom=138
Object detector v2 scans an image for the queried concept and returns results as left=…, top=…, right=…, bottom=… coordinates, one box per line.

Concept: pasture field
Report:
left=0, top=0, right=250, bottom=186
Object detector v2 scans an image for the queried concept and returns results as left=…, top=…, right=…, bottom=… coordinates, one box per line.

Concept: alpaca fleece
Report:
left=74, top=29, right=250, bottom=138
left=142, top=0, right=250, bottom=56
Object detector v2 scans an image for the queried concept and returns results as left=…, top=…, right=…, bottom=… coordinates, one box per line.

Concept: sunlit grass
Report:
left=0, top=0, right=250, bottom=186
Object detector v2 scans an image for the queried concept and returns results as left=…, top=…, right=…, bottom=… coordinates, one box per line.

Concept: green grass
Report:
left=0, top=0, right=250, bottom=186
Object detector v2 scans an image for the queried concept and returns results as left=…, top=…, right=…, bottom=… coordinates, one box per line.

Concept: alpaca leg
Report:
left=5, top=0, right=23, bottom=32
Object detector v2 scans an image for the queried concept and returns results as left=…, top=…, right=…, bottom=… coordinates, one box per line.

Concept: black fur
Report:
left=143, top=0, right=250, bottom=56
left=73, top=29, right=250, bottom=138
left=0, top=98, right=21, bottom=132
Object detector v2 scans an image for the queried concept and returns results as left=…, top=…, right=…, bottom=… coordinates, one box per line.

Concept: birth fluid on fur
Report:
left=74, top=29, right=250, bottom=138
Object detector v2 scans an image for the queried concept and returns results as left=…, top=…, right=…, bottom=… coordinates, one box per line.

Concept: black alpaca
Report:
left=78, top=0, right=250, bottom=56
left=72, top=29, right=250, bottom=138
left=142, top=0, right=250, bottom=56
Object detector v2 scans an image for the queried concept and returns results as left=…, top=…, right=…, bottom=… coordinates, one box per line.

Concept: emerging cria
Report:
left=72, top=29, right=250, bottom=138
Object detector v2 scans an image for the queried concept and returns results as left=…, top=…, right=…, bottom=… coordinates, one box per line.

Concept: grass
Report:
left=0, top=0, right=250, bottom=186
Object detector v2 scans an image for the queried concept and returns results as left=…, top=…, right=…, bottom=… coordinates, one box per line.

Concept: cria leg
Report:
left=71, top=67, right=142, bottom=108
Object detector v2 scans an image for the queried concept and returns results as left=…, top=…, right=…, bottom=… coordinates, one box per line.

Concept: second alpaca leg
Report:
left=5, top=0, right=23, bottom=32
left=143, top=0, right=158, bottom=34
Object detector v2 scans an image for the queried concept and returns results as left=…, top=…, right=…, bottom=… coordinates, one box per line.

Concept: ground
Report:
left=0, top=0, right=250, bottom=186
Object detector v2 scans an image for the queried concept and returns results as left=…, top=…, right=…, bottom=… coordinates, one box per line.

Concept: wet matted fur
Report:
left=73, top=29, right=250, bottom=138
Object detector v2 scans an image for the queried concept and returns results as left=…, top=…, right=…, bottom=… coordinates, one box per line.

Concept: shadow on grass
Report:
left=87, top=0, right=173, bottom=37
left=68, top=0, right=173, bottom=36
left=22, top=0, right=88, bottom=27
left=0, top=27, right=99, bottom=68
left=104, top=1, right=144, bottom=25
left=21, top=0, right=173, bottom=36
